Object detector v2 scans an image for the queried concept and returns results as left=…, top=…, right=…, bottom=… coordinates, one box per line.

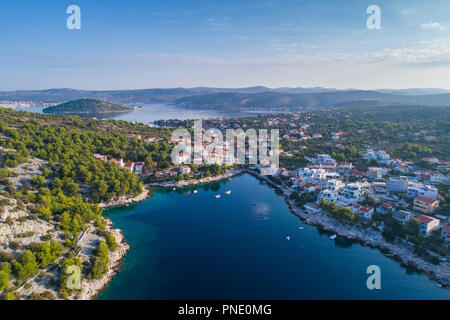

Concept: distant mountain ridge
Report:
left=2, top=87, right=450, bottom=110
left=42, top=99, right=133, bottom=114
left=174, top=90, right=450, bottom=110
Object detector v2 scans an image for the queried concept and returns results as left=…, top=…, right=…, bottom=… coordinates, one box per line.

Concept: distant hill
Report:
left=375, top=88, right=450, bottom=96
left=174, top=90, right=450, bottom=110
left=2, top=87, right=450, bottom=111
left=43, top=99, right=133, bottom=114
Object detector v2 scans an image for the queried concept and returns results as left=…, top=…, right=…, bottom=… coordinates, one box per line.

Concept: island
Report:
left=42, top=99, right=133, bottom=115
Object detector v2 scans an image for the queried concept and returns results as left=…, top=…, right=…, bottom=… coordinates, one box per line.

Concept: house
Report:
left=413, top=196, right=439, bottom=214
left=145, top=137, right=157, bottom=143
left=94, top=154, right=107, bottom=162
left=337, top=162, right=353, bottom=173
left=325, top=179, right=344, bottom=191
left=366, top=170, right=383, bottom=180
left=298, top=168, right=326, bottom=181
left=376, top=151, right=390, bottom=161
left=351, top=169, right=364, bottom=178
left=416, top=214, right=440, bottom=237
left=396, top=165, right=410, bottom=174
left=124, top=162, right=135, bottom=173
left=127, top=134, right=142, bottom=141
left=441, top=224, right=450, bottom=247
left=314, top=154, right=335, bottom=164
left=134, top=162, right=145, bottom=175
left=373, top=182, right=386, bottom=193
left=179, top=165, right=191, bottom=174
left=376, top=203, right=395, bottom=215
left=386, top=176, right=409, bottom=192
left=109, top=158, right=124, bottom=169
left=353, top=204, right=374, bottom=219
left=393, top=210, right=414, bottom=225
left=429, top=171, right=444, bottom=184
left=303, top=183, right=316, bottom=193
left=407, top=183, right=438, bottom=200
left=341, top=183, right=365, bottom=199
left=318, top=189, right=339, bottom=203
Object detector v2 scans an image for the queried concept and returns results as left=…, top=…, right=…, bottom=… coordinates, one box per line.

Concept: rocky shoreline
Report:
left=148, top=169, right=243, bottom=188
left=98, top=187, right=150, bottom=208
left=246, top=170, right=450, bottom=288
left=78, top=222, right=130, bottom=300
left=78, top=189, right=150, bottom=300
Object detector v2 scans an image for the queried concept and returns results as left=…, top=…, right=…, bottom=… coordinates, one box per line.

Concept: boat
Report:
left=193, top=190, right=198, bottom=194
left=298, top=227, right=304, bottom=230
left=215, top=195, right=221, bottom=199
left=436, top=283, right=442, bottom=288
left=172, top=188, right=176, bottom=191
left=329, top=234, right=337, bottom=240
left=286, top=236, right=291, bottom=241
left=225, top=190, right=231, bottom=195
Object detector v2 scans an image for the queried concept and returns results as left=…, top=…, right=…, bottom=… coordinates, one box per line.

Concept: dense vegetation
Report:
left=43, top=99, right=133, bottom=114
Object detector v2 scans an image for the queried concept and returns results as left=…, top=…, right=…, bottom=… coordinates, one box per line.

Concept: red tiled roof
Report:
left=415, top=196, right=437, bottom=204
left=416, top=214, right=436, bottom=224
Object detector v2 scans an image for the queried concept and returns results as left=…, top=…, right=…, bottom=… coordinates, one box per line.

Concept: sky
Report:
left=1, top=0, right=450, bottom=90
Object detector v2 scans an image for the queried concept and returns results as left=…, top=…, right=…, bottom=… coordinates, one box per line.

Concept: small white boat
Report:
left=436, top=283, right=442, bottom=288
left=215, top=194, right=221, bottom=199
left=225, top=190, right=231, bottom=195
left=172, top=188, right=176, bottom=191
left=286, top=236, right=291, bottom=241
left=299, top=227, right=304, bottom=230
left=193, top=190, right=198, bottom=194
left=329, top=234, right=337, bottom=240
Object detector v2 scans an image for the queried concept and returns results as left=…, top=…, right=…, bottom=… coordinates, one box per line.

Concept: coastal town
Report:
left=0, top=102, right=449, bottom=300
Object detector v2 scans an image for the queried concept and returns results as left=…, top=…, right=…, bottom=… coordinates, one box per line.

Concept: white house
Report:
left=393, top=210, right=414, bottom=225
left=386, top=176, right=409, bottom=192
left=134, top=162, right=145, bottom=175
left=318, top=189, right=339, bottom=203
left=429, top=171, right=444, bottom=184
left=407, top=183, right=438, bottom=200
left=352, top=204, right=374, bottom=219
left=441, top=224, right=450, bottom=247
left=416, top=214, right=440, bottom=237
left=124, top=162, right=135, bottom=173
left=298, top=168, right=326, bottom=181
left=341, top=183, right=365, bottom=199
left=179, top=165, right=191, bottom=174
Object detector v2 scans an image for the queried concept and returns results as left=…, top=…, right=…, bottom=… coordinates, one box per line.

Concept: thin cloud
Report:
left=420, top=22, right=447, bottom=31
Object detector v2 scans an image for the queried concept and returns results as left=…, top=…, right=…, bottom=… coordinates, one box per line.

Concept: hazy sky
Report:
left=1, top=0, right=450, bottom=90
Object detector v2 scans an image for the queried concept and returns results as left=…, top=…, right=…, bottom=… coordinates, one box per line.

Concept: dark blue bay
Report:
left=99, top=174, right=450, bottom=300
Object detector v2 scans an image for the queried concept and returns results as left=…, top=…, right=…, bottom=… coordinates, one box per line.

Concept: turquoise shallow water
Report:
left=99, top=174, right=450, bottom=300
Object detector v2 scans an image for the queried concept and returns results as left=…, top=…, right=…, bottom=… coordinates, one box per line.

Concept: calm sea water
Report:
left=14, top=104, right=268, bottom=123
left=99, top=174, right=450, bottom=300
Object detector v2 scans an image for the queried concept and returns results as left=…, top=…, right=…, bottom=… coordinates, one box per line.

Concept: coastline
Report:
left=78, top=221, right=130, bottom=300
left=78, top=188, right=150, bottom=300
left=245, top=169, right=450, bottom=288
left=98, top=187, right=150, bottom=208
left=147, top=169, right=244, bottom=188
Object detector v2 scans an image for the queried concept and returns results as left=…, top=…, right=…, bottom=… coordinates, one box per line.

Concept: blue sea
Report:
left=99, top=174, right=450, bottom=300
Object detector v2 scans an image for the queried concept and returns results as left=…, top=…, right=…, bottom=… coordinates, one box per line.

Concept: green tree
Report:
left=14, top=250, right=39, bottom=281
